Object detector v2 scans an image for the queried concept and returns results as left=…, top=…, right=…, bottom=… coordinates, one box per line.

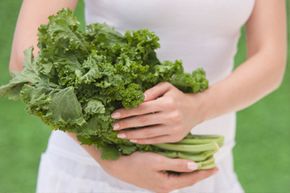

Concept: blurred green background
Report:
left=0, top=1, right=289, bottom=193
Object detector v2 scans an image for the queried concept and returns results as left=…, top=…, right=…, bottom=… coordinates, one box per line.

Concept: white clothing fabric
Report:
left=37, top=131, right=244, bottom=193
left=36, top=1, right=255, bottom=192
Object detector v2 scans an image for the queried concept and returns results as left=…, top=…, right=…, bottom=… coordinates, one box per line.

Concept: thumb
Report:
left=160, top=157, right=198, bottom=173
left=144, top=82, right=172, bottom=102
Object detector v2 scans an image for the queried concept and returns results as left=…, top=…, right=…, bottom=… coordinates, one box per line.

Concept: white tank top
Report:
left=48, top=0, right=255, bottom=160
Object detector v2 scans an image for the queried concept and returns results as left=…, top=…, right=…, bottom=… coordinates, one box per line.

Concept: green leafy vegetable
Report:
left=0, top=9, right=223, bottom=170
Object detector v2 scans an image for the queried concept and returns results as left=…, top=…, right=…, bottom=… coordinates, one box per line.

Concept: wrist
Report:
left=199, top=84, right=221, bottom=121
left=187, top=86, right=216, bottom=124
left=201, top=88, right=215, bottom=122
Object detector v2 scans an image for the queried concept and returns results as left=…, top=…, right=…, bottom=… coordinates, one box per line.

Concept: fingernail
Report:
left=113, top=123, right=120, bottom=130
left=130, top=139, right=138, bottom=143
left=111, top=112, right=121, bottom=119
left=144, top=93, right=147, bottom=100
left=187, top=162, right=198, bottom=171
left=117, top=133, right=126, bottom=139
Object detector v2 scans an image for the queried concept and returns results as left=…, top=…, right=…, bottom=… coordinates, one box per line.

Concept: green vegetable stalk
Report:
left=0, top=9, right=223, bottom=170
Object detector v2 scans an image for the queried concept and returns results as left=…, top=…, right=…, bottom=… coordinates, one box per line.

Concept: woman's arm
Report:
left=112, top=0, right=287, bottom=144
left=9, top=0, right=78, bottom=73
left=200, top=0, right=287, bottom=121
left=9, top=1, right=217, bottom=192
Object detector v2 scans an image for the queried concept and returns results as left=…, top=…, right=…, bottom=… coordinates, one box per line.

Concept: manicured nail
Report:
left=130, top=139, right=138, bottom=143
left=113, top=123, right=120, bottom=130
left=144, top=93, right=147, bottom=100
left=111, top=112, right=121, bottom=118
left=187, top=162, right=198, bottom=171
left=117, top=133, right=126, bottom=139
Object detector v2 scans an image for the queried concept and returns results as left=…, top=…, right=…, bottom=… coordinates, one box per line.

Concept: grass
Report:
left=0, top=1, right=289, bottom=193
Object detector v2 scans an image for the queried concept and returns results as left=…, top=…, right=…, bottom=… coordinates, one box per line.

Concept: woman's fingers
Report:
left=111, top=82, right=174, bottom=119
left=129, top=134, right=177, bottom=144
left=117, top=125, right=169, bottom=140
left=111, top=98, right=163, bottom=119
left=111, top=83, right=175, bottom=119
left=159, top=157, right=199, bottom=173
left=144, top=82, right=173, bottom=102
left=113, top=112, right=167, bottom=131
left=168, top=168, right=218, bottom=190
left=153, top=156, right=217, bottom=192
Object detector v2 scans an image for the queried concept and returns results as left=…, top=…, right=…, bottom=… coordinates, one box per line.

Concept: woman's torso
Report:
left=48, top=0, right=255, bottom=162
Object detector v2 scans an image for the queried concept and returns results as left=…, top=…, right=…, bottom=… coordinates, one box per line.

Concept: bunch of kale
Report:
left=0, top=10, right=221, bottom=168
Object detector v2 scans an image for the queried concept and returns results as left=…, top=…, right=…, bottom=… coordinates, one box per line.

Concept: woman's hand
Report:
left=99, top=152, right=217, bottom=193
left=68, top=133, right=217, bottom=193
left=111, top=82, right=206, bottom=144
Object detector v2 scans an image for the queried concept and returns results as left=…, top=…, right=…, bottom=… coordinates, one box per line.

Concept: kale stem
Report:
left=154, top=142, right=219, bottom=153
left=159, top=150, right=216, bottom=161
left=196, top=156, right=216, bottom=170
left=179, top=136, right=224, bottom=147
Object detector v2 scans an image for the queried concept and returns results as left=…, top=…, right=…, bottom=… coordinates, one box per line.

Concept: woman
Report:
left=9, top=0, right=287, bottom=192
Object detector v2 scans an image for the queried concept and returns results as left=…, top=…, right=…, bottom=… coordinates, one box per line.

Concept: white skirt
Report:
left=36, top=131, right=244, bottom=193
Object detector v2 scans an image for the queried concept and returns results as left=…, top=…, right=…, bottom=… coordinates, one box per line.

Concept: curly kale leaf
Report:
left=0, top=9, right=209, bottom=160
left=0, top=48, right=41, bottom=99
